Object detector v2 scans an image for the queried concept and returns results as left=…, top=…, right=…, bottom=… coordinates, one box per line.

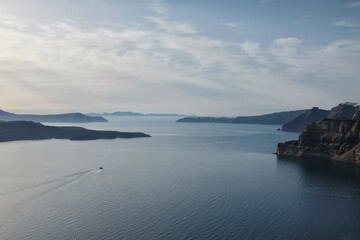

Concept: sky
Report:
left=0, top=0, right=359, bottom=116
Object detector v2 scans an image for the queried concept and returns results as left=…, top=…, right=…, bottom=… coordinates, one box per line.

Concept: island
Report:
left=0, top=121, right=150, bottom=142
left=277, top=110, right=360, bottom=164
left=176, top=110, right=306, bottom=125
left=0, top=109, right=107, bottom=123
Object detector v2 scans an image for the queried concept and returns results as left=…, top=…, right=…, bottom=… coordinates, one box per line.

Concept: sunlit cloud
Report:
left=0, top=14, right=27, bottom=30
left=0, top=2, right=359, bottom=115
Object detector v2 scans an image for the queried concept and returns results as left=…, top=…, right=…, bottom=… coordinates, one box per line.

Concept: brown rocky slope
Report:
left=277, top=111, right=360, bottom=164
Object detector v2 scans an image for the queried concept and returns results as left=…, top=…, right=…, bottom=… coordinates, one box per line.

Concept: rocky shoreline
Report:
left=277, top=111, right=360, bottom=164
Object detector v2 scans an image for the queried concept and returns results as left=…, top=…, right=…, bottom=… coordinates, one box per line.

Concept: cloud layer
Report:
left=0, top=4, right=359, bottom=115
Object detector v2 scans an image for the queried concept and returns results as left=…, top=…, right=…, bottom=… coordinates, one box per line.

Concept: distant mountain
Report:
left=0, top=121, right=150, bottom=142
left=282, top=102, right=359, bottom=132
left=87, top=111, right=187, bottom=117
left=0, top=109, right=106, bottom=123
left=176, top=110, right=306, bottom=125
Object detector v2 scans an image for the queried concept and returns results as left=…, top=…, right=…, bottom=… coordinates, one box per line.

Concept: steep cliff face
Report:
left=282, top=103, right=359, bottom=132
left=277, top=111, right=360, bottom=164
left=328, top=102, right=359, bottom=119
left=282, top=107, right=329, bottom=132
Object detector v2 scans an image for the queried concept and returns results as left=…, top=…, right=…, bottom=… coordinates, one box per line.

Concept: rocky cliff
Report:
left=328, top=102, right=359, bottom=118
left=282, top=102, right=359, bottom=132
left=277, top=111, right=360, bottom=164
left=281, top=107, right=329, bottom=132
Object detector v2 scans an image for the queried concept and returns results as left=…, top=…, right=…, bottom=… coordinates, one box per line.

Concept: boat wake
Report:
left=0, top=169, right=98, bottom=197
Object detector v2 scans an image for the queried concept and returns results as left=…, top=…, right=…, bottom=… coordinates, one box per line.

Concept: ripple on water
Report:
left=304, top=185, right=360, bottom=199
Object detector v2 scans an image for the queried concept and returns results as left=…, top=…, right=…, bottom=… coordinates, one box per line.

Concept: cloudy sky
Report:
left=0, top=0, right=359, bottom=116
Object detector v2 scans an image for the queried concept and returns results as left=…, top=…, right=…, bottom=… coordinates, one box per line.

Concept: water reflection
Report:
left=277, top=156, right=360, bottom=191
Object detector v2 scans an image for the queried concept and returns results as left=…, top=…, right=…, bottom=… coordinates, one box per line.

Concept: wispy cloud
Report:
left=222, top=22, right=245, bottom=33
left=0, top=6, right=359, bottom=114
left=146, top=16, right=197, bottom=34
left=260, top=0, right=279, bottom=3
left=0, top=14, right=27, bottom=30
left=143, top=0, right=168, bottom=16
left=99, top=21, right=125, bottom=29
left=348, top=1, right=360, bottom=7
left=223, top=22, right=243, bottom=29
left=223, top=22, right=244, bottom=33
left=334, top=19, right=360, bottom=27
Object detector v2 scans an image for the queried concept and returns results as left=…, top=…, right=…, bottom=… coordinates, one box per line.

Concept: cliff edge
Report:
left=277, top=111, right=360, bottom=164
left=282, top=102, right=359, bottom=132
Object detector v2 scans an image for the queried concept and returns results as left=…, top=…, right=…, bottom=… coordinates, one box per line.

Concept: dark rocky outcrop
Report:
left=282, top=103, right=359, bottom=132
left=277, top=111, right=360, bottom=164
left=177, top=110, right=306, bottom=125
left=0, top=121, right=150, bottom=142
left=0, top=109, right=107, bottom=123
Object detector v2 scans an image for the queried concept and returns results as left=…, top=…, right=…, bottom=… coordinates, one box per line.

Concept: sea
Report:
left=0, top=117, right=359, bottom=240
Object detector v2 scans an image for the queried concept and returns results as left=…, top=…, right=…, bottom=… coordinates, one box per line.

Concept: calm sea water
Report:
left=0, top=117, right=360, bottom=240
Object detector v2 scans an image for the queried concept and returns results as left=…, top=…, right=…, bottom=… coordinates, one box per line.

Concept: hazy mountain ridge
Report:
left=0, top=121, right=150, bottom=142
left=87, top=111, right=187, bottom=117
left=176, top=110, right=306, bottom=125
left=0, top=109, right=107, bottom=123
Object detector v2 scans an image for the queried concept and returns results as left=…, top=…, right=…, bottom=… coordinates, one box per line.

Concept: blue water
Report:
left=0, top=117, right=359, bottom=240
